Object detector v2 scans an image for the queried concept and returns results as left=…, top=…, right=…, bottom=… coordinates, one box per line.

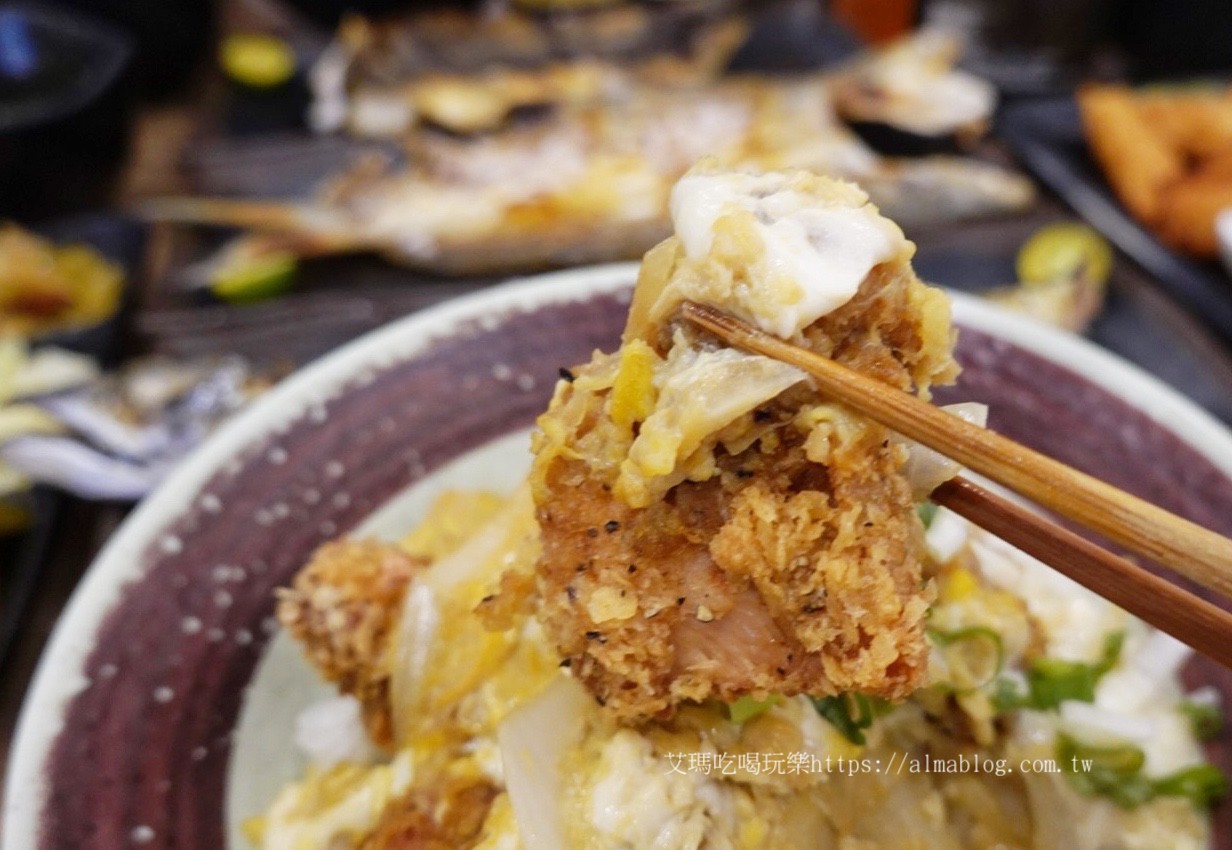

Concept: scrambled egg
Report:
left=252, top=750, right=416, bottom=850
left=260, top=486, right=1217, bottom=850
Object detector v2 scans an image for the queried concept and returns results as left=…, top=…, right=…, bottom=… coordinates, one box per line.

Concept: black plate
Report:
left=997, top=96, right=1232, bottom=344
left=0, top=488, right=59, bottom=671
left=0, top=214, right=145, bottom=671
left=911, top=206, right=1232, bottom=426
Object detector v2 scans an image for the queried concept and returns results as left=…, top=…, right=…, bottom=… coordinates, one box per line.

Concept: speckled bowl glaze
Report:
left=6, top=264, right=1232, bottom=849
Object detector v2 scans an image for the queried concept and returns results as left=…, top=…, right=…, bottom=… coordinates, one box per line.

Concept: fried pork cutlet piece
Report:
left=530, top=163, right=958, bottom=720
left=356, top=775, right=499, bottom=850
left=276, top=539, right=425, bottom=746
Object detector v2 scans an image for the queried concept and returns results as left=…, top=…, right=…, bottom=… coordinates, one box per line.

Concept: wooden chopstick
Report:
left=934, top=477, right=1232, bottom=669
left=681, top=300, right=1232, bottom=603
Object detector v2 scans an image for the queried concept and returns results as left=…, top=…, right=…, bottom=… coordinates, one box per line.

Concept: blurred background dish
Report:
left=1077, top=82, right=1232, bottom=261
left=29, top=215, right=143, bottom=363
left=999, top=96, right=1232, bottom=344
left=0, top=212, right=141, bottom=671
left=0, top=224, right=125, bottom=341
left=144, top=24, right=1035, bottom=285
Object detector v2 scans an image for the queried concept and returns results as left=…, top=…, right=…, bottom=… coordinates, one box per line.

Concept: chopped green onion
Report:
left=1058, top=735, right=1153, bottom=808
left=727, top=695, right=777, bottom=725
left=1059, top=734, right=1145, bottom=773
left=994, top=631, right=1124, bottom=712
left=1082, top=773, right=1158, bottom=810
left=1024, top=657, right=1104, bottom=708
left=812, top=694, right=872, bottom=745
left=992, top=677, right=1027, bottom=713
left=810, top=693, right=891, bottom=745
left=1153, top=764, right=1229, bottom=809
left=917, top=501, right=938, bottom=528
left=1058, top=735, right=1228, bottom=810
left=928, top=626, right=1004, bottom=693
left=1180, top=701, right=1223, bottom=742
left=1094, top=631, right=1125, bottom=674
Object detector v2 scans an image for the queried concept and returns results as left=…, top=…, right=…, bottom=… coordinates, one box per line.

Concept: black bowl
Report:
left=845, top=118, right=972, bottom=157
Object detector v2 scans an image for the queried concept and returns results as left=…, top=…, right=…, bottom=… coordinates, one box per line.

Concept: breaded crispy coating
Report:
left=1079, top=82, right=1232, bottom=258
left=1158, top=174, right=1232, bottom=256
left=1077, top=84, right=1184, bottom=226
left=1136, top=88, right=1232, bottom=161
left=356, top=775, right=499, bottom=850
left=531, top=165, right=957, bottom=720
left=276, top=540, right=425, bottom=746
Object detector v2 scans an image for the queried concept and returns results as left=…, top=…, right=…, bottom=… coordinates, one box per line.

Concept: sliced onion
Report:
left=388, top=490, right=530, bottom=744
left=902, top=402, right=988, bottom=500
left=1094, top=667, right=1161, bottom=715
left=294, top=695, right=379, bottom=768
left=1185, top=685, right=1222, bottom=708
left=1128, top=630, right=1193, bottom=680
left=12, top=347, right=98, bottom=399
left=497, top=675, right=595, bottom=850
left=1059, top=700, right=1155, bottom=747
left=924, top=506, right=968, bottom=564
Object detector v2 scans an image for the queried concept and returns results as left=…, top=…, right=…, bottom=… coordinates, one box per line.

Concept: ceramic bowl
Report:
left=6, top=264, right=1232, bottom=848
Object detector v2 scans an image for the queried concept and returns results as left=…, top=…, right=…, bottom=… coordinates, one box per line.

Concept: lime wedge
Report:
left=220, top=33, right=296, bottom=89
left=1016, top=222, right=1113, bottom=289
left=211, top=252, right=297, bottom=304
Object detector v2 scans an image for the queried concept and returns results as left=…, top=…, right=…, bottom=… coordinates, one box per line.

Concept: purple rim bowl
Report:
left=5, top=264, right=1232, bottom=848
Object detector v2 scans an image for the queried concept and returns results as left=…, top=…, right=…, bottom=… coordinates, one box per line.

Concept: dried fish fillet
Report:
left=313, top=3, right=748, bottom=137
left=147, top=77, right=1033, bottom=277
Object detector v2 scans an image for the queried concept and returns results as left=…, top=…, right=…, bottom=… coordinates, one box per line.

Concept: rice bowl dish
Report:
left=249, top=161, right=1225, bottom=850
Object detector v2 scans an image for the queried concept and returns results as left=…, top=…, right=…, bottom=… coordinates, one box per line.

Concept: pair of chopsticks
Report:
left=682, top=300, right=1232, bottom=669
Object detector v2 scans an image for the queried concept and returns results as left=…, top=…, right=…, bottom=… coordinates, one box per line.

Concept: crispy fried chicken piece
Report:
left=531, top=165, right=957, bottom=720
left=1077, top=84, right=1184, bottom=226
left=276, top=540, right=425, bottom=746
left=357, top=775, right=499, bottom=850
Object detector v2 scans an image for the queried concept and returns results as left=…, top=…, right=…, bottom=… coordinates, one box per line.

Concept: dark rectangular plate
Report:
left=911, top=206, right=1232, bottom=426
left=0, top=214, right=145, bottom=672
left=0, top=488, right=60, bottom=672
left=997, top=96, right=1232, bottom=343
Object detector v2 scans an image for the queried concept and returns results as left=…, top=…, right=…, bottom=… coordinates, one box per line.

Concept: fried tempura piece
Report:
left=1195, top=147, right=1232, bottom=182
left=356, top=775, right=499, bottom=850
left=1079, top=83, right=1232, bottom=258
left=1157, top=173, right=1232, bottom=257
left=531, top=163, right=957, bottom=720
left=1136, top=88, right=1232, bottom=161
left=1077, top=84, right=1184, bottom=225
left=276, top=540, right=425, bottom=746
